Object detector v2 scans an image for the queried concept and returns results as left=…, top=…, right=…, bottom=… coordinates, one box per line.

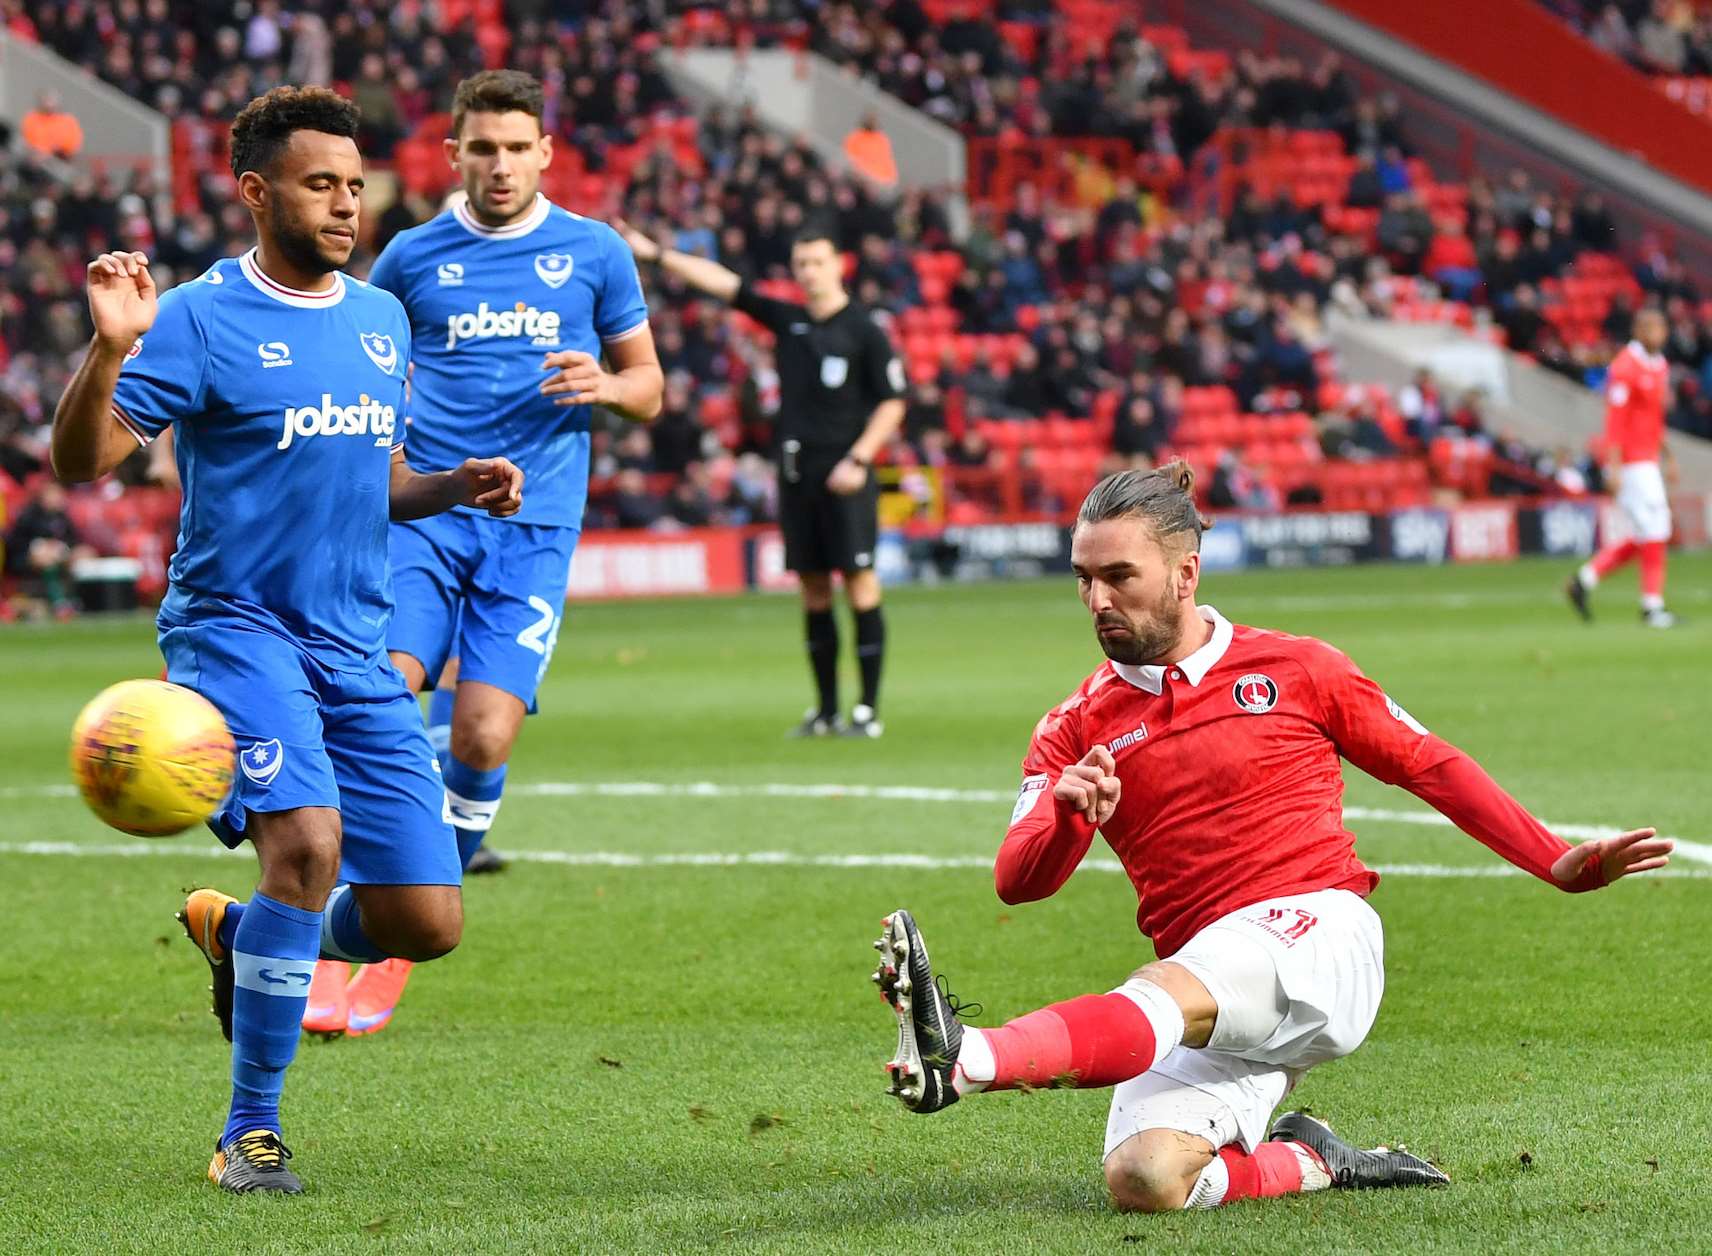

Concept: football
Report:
left=68, top=679, right=235, bottom=837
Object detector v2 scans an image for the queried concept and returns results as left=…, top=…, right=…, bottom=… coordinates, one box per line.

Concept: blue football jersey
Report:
left=111, top=250, right=412, bottom=668
left=368, top=194, right=649, bottom=528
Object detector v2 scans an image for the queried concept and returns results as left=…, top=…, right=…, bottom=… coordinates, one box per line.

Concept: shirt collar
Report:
left=453, top=193, right=550, bottom=239
left=1627, top=339, right=1666, bottom=367
left=239, top=248, right=345, bottom=308
left=1111, top=606, right=1233, bottom=695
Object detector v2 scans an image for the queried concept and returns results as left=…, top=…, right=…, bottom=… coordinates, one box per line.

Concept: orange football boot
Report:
left=176, top=888, right=238, bottom=1041
left=301, top=959, right=351, bottom=1037
left=344, top=958, right=414, bottom=1036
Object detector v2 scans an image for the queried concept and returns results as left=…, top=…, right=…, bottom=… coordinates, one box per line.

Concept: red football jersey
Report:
left=1604, top=340, right=1668, bottom=464
left=997, top=608, right=1599, bottom=957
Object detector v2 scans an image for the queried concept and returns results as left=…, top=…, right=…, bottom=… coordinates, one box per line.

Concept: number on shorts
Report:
left=517, top=595, right=560, bottom=657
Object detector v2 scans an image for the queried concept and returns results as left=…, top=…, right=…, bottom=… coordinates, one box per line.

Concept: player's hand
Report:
left=612, top=218, right=661, bottom=264
left=1550, top=827, right=1672, bottom=887
left=1054, top=745, right=1121, bottom=826
left=452, top=456, right=524, bottom=517
left=86, top=251, right=157, bottom=351
left=541, top=350, right=620, bottom=408
left=825, top=456, right=868, bottom=495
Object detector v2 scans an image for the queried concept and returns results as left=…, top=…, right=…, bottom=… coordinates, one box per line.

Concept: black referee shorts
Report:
left=779, top=473, right=879, bottom=575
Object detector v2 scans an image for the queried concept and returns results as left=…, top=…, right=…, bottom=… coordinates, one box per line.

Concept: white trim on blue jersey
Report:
left=238, top=248, right=348, bottom=308
left=453, top=193, right=551, bottom=240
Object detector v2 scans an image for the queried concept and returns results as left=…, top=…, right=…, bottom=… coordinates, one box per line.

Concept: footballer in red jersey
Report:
left=874, top=462, right=1671, bottom=1214
left=1567, top=306, right=1679, bottom=628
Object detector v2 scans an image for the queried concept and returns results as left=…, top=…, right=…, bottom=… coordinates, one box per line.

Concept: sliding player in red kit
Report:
left=1567, top=306, right=1679, bottom=628
left=873, top=463, right=1671, bottom=1214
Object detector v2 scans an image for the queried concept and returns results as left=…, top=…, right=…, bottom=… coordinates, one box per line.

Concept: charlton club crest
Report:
left=1232, top=673, right=1279, bottom=714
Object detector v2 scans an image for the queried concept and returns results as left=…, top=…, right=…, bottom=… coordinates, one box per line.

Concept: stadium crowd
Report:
left=0, top=0, right=1704, bottom=613
left=1538, top=0, right=1712, bottom=75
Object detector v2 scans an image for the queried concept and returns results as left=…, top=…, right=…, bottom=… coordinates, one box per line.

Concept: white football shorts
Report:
left=1103, top=888, right=1385, bottom=1157
left=1617, top=461, right=1672, bottom=543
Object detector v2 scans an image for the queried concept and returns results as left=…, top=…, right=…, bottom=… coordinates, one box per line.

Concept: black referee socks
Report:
left=854, top=606, right=885, bottom=713
left=805, top=609, right=840, bottom=720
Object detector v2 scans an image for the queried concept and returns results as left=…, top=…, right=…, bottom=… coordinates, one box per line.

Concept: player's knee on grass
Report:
left=1104, top=1129, right=1214, bottom=1214
left=250, top=810, right=343, bottom=908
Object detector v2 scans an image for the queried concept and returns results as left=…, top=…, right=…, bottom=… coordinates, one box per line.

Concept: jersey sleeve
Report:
left=860, top=315, right=907, bottom=406
left=390, top=314, right=411, bottom=452
left=993, top=699, right=1099, bottom=904
left=1603, top=353, right=1634, bottom=452
left=1303, top=641, right=1596, bottom=891
left=597, top=225, right=649, bottom=343
left=110, top=285, right=210, bottom=444
left=732, top=285, right=802, bottom=335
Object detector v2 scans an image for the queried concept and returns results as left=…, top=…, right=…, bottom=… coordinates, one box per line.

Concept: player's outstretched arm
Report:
left=1549, top=827, right=1672, bottom=888
left=615, top=218, right=741, bottom=303
left=52, top=251, right=159, bottom=482
left=389, top=449, right=523, bottom=521
left=1317, top=645, right=1673, bottom=892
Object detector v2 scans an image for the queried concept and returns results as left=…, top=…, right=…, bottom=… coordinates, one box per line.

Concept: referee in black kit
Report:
left=617, top=219, right=907, bottom=737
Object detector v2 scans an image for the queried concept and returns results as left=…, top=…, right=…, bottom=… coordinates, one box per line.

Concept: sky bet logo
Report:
left=277, top=394, right=397, bottom=451
left=445, top=301, right=561, bottom=350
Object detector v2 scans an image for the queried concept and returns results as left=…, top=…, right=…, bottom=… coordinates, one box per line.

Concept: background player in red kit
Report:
left=1567, top=307, right=1679, bottom=628
left=873, top=462, right=1671, bottom=1214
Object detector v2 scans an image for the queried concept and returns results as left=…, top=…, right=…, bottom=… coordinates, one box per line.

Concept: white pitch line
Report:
left=1, top=839, right=1707, bottom=878
left=8, top=778, right=1709, bottom=865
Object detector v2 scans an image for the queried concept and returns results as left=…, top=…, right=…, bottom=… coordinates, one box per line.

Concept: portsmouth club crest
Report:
left=239, top=739, right=285, bottom=786
left=534, top=252, right=574, bottom=289
left=359, top=331, right=398, bottom=374
left=1232, top=673, right=1279, bottom=715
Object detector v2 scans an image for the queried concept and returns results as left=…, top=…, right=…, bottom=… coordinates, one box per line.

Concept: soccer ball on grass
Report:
left=69, top=679, right=235, bottom=837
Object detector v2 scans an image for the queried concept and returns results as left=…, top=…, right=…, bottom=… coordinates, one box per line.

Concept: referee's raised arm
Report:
left=616, top=218, right=741, bottom=304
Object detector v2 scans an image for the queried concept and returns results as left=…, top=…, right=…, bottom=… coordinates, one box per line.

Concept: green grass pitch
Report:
left=1, top=554, right=1708, bottom=1253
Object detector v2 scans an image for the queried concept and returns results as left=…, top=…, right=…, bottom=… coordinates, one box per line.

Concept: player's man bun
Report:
left=452, top=69, right=546, bottom=136
left=230, top=86, right=360, bottom=179
left=1076, top=460, right=1213, bottom=549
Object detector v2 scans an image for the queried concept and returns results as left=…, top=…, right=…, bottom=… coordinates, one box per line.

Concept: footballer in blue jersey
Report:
left=296, top=71, right=663, bottom=1037
left=50, top=87, right=523, bottom=1196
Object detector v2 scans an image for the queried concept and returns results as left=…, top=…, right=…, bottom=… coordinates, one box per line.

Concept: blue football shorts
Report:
left=159, top=619, right=460, bottom=886
left=386, top=513, right=576, bottom=713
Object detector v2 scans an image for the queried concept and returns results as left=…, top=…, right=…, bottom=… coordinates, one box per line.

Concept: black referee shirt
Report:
left=733, top=286, right=906, bottom=472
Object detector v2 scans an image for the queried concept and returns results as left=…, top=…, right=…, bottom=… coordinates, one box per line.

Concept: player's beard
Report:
left=1094, top=579, right=1183, bottom=666
left=270, top=202, right=347, bottom=276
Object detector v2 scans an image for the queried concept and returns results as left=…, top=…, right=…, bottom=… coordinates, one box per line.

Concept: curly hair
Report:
left=230, top=86, right=361, bottom=179
left=1076, top=460, right=1213, bottom=550
left=451, top=69, right=545, bottom=137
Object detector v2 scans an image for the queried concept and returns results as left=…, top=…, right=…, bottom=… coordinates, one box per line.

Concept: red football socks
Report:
left=980, top=992, right=1163, bottom=1090
left=1586, top=538, right=1639, bottom=581
left=1217, top=1141, right=1315, bottom=1202
left=1639, top=540, right=1667, bottom=600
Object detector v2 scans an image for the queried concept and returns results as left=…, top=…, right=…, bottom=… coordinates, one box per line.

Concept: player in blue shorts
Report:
left=297, top=69, right=663, bottom=1037
left=50, top=87, right=524, bottom=1195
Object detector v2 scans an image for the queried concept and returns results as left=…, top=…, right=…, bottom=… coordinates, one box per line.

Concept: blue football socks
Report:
left=443, top=755, right=506, bottom=869
left=224, top=893, right=321, bottom=1144
left=318, top=883, right=388, bottom=963
left=426, top=687, right=455, bottom=771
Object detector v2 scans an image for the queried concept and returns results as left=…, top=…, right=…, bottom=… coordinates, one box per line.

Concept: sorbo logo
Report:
left=445, top=301, right=561, bottom=350
left=276, top=393, right=397, bottom=451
